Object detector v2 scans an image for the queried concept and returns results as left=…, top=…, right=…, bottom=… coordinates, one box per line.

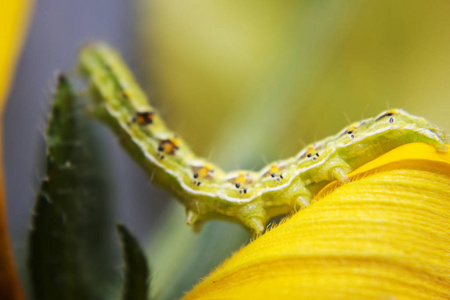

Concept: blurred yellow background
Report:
left=138, top=0, right=450, bottom=170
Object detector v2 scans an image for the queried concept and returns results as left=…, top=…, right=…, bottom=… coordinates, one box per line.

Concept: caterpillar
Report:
left=78, top=42, right=448, bottom=234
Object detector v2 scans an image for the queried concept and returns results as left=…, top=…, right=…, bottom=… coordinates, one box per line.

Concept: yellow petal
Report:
left=0, top=0, right=33, bottom=112
left=183, top=143, right=450, bottom=300
left=0, top=1, right=34, bottom=300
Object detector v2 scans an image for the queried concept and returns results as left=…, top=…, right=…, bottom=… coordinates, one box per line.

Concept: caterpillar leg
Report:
left=185, top=209, right=199, bottom=226
left=244, top=218, right=266, bottom=235
left=185, top=209, right=207, bottom=232
left=186, top=204, right=265, bottom=234
left=329, top=167, right=350, bottom=183
left=288, top=182, right=313, bottom=211
left=293, top=195, right=311, bottom=211
left=309, top=155, right=352, bottom=184
left=238, top=202, right=266, bottom=235
left=261, top=176, right=312, bottom=212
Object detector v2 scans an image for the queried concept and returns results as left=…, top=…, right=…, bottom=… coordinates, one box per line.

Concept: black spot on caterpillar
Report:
left=78, top=42, right=449, bottom=235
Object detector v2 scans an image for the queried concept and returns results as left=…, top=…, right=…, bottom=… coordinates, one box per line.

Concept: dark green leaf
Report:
left=28, top=74, right=117, bottom=300
left=117, top=224, right=150, bottom=300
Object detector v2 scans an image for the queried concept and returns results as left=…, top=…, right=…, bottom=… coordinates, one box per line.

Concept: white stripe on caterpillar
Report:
left=79, top=42, right=448, bottom=235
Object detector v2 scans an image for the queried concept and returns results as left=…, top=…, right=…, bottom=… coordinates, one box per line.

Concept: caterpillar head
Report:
left=377, top=109, right=447, bottom=147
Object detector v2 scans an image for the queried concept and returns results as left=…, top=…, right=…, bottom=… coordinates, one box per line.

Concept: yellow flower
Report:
left=0, top=1, right=33, bottom=299
left=183, top=143, right=450, bottom=300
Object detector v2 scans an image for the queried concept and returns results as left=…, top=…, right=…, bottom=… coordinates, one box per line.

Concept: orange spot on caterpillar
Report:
left=226, top=172, right=254, bottom=193
left=268, top=164, right=280, bottom=175
left=299, top=147, right=317, bottom=160
left=231, top=173, right=252, bottom=185
left=157, top=138, right=180, bottom=156
left=339, top=121, right=364, bottom=138
left=132, top=111, right=154, bottom=126
left=188, top=161, right=217, bottom=187
left=263, top=163, right=286, bottom=181
left=191, top=164, right=214, bottom=179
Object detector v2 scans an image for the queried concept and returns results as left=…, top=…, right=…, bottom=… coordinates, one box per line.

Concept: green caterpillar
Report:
left=78, top=42, right=448, bottom=234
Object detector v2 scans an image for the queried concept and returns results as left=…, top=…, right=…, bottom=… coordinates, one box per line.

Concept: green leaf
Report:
left=28, top=74, right=117, bottom=300
left=117, top=224, right=151, bottom=300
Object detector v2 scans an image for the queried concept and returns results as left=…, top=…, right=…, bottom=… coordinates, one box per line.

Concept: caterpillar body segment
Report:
left=79, top=42, right=448, bottom=234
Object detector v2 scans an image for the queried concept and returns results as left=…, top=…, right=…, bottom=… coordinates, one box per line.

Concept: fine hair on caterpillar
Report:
left=78, top=42, right=449, bottom=235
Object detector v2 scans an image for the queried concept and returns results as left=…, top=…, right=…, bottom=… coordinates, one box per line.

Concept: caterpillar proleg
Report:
left=79, top=42, right=448, bottom=234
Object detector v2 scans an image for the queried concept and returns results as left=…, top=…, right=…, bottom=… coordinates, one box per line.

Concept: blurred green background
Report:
left=139, top=0, right=450, bottom=169
left=7, top=1, right=450, bottom=299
